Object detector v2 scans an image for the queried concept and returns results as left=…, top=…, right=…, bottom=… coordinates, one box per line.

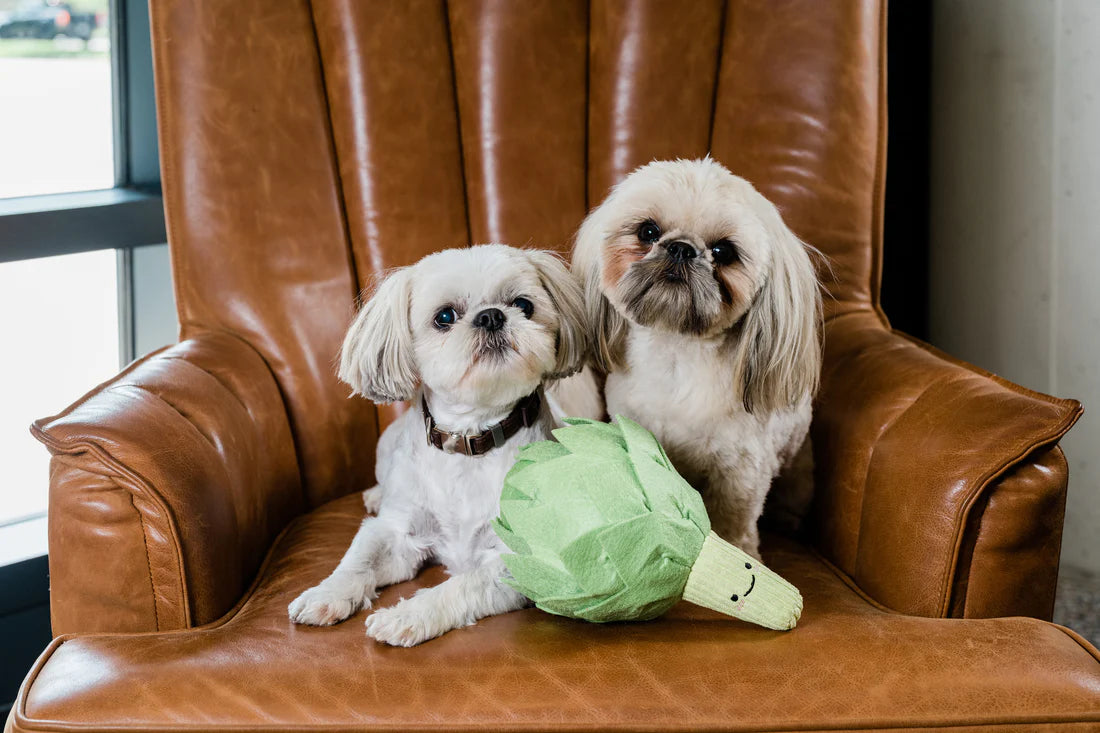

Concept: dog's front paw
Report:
left=288, top=580, right=370, bottom=626
left=362, top=486, right=384, bottom=514
left=365, top=598, right=450, bottom=647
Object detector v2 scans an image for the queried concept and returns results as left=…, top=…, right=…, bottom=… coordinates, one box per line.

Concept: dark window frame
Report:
left=1, top=0, right=165, bottom=711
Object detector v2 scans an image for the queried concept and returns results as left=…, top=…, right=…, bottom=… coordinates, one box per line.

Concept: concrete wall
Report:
left=930, top=0, right=1100, bottom=573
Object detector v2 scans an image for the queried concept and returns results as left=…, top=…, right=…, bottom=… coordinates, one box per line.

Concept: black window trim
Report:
left=0, top=0, right=164, bottom=561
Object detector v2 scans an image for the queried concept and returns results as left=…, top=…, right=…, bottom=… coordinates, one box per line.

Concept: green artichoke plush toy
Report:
left=491, top=416, right=802, bottom=631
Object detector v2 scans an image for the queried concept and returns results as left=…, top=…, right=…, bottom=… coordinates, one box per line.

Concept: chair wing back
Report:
left=149, top=0, right=886, bottom=507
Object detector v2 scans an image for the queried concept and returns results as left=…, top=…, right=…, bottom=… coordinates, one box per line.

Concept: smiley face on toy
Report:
left=730, top=561, right=755, bottom=606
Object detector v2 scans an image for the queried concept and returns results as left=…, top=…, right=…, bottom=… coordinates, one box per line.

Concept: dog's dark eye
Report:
left=638, top=220, right=661, bottom=244
left=511, top=297, right=535, bottom=319
left=433, top=307, right=457, bottom=329
left=710, top=239, right=739, bottom=266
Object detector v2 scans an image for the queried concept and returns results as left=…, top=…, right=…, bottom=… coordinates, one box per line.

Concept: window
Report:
left=0, top=0, right=114, bottom=199
left=0, top=0, right=170, bottom=562
left=0, top=0, right=173, bottom=710
left=0, top=250, right=119, bottom=528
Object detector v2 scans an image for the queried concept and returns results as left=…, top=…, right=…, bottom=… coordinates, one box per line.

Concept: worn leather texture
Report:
left=20, top=0, right=1099, bottom=730
left=812, top=312, right=1082, bottom=618
left=32, top=333, right=303, bottom=633
left=13, top=495, right=1100, bottom=732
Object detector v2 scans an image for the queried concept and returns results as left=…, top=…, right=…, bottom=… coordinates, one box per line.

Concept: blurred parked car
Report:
left=0, top=1, right=102, bottom=42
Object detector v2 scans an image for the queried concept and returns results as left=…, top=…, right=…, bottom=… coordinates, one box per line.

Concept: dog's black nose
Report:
left=665, top=241, right=697, bottom=263
left=474, top=308, right=506, bottom=332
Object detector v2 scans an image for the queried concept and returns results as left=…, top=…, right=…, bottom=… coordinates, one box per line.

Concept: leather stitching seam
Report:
left=938, top=406, right=1082, bottom=618
left=128, top=491, right=162, bottom=631
left=27, top=433, right=192, bottom=628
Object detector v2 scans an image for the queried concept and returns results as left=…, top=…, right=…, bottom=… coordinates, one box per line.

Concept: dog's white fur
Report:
left=288, top=244, right=589, bottom=646
left=572, top=158, right=822, bottom=557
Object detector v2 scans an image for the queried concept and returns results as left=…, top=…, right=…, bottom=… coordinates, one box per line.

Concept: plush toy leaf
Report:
left=493, top=415, right=803, bottom=630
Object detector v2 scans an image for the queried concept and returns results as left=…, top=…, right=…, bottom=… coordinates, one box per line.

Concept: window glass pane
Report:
left=0, top=0, right=113, bottom=199
left=0, top=249, right=119, bottom=526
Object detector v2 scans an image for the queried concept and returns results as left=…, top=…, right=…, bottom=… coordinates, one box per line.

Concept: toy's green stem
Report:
left=682, top=532, right=803, bottom=631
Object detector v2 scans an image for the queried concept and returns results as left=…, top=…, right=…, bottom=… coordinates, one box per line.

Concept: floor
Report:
left=1053, top=564, right=1100, bottom=647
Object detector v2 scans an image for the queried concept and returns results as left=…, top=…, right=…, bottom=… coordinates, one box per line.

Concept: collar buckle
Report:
left=441, top=432, right=472, bottom=456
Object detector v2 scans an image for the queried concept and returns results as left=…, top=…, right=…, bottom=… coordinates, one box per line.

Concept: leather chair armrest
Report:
left=949, top=444, right=1069, bottom=619
left=31, top=331, right=304, bottom=634
left=810, top=312, right=1081, bottom=619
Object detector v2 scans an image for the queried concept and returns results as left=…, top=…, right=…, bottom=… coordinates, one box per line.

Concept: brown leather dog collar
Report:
left=422, top=391, right=542, bottom=456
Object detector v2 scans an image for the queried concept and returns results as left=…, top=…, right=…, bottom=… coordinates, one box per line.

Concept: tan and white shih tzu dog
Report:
left=288, top=244, right=589, bottom=646
left=572, top=158, right=822, bottom=559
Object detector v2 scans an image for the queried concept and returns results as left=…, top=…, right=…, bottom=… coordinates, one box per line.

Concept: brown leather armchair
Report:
left=12, top=1, right=1100, bottom=731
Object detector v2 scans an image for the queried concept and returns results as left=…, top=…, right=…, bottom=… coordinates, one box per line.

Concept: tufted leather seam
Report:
left=304, top=0, right=360, bottom=301
left=876, top=369, right=1002, bottom=615
left=851, top=375, right=945, bottom=581
left=86, top=377, right=284, bottom=624
left=705, top=0, right=730, bottom=155
left=29, top=432, right=192, bottom=628
left=127, top=491, right=162, bottom=631
left=442, top=0, right=473, bottom=250
left=111, top=383, right=219, bottom=454
left=869, top=0, right=888, bottom=325
left=145, top=0, right=188, bottom=333
left=177, top=325, right=312, bottom=510
left=582, top=0, right=590, bottom=213
left=948, top=478, right=990, bottom=618
left=158, top=355, right=250, bottom=416
left=167, top=329, right=311, bottom=517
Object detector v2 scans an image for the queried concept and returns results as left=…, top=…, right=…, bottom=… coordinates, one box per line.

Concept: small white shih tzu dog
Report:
left=289, top=244, right=587, bottom=646
left=572, top=158, right=822, bottom=558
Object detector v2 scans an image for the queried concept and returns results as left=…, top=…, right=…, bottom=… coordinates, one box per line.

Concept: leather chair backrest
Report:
left=150, top=0, right=886, bottom=508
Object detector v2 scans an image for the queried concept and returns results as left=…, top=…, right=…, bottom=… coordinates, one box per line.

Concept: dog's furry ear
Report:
left=571, top=209, right=629, bottom=374
left=528, top=250, right=589, bottom=379
left=730, top=202, right=822, bottom=414
left=338, top=267, right=419, bottom=403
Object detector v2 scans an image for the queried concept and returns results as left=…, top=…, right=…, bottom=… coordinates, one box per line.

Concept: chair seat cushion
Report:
left=15, top=494, right=1100, bottom=733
